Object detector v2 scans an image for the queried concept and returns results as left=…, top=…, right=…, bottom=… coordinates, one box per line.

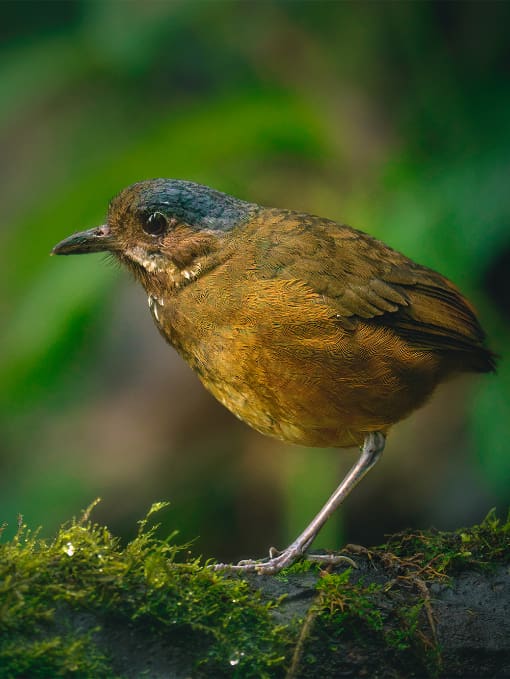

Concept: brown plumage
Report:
left=53, top=179, right=495, bottom=573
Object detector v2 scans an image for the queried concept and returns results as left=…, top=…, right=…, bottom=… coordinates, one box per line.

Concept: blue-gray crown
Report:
left=121, top=179, right=259, bottom=232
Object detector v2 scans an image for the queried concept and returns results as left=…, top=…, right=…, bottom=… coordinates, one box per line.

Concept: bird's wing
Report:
left=253, top=211, right=491, bottom=362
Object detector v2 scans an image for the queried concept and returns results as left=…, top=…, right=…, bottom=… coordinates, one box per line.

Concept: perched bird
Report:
left=53, top=179, right=495, bottom=574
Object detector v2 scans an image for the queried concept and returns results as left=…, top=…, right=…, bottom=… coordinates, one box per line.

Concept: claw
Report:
left=212, top=549, right=356, bottom=575
left=213, top=549, right=299, bottom=574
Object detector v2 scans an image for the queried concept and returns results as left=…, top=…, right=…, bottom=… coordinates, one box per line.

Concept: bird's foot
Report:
left=213, top=546, right=356, bottom=575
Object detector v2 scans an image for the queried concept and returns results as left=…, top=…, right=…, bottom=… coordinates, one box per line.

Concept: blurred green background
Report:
left=1, top=0, right=509, bottom=561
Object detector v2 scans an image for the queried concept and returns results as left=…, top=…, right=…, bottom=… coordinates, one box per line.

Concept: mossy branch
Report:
left=1, top=504, right=509, bottom=678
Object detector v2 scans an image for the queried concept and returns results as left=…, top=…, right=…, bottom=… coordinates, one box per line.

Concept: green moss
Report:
left=275, top=557, right=319, bottom=580
left=1, top=506, right=508, bottom=678
left=299, top=510, right=510, bottom=677
left=378, top=507, right=510, bottom=579
left=310, top=569, right=440, bottom=678
left=0, top=634, right=110, bottom=678
left=0, top=501, right=291, bottom=678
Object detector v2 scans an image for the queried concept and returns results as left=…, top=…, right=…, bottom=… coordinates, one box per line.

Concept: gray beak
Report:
left=52, top=224, right=115, bottom=255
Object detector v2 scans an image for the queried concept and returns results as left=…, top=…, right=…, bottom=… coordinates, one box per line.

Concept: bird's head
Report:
left=52, top=179, right=257, bottom=290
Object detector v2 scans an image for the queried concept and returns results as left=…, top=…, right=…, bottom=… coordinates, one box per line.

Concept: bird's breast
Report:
left=147, top=273, right=442, bottom=448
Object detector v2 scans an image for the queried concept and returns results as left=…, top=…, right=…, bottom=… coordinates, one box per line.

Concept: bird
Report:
left=52, top=179, right=496, bottom=574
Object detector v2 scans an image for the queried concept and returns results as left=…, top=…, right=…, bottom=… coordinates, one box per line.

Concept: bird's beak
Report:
left=52, top=224, right=115, bottom=255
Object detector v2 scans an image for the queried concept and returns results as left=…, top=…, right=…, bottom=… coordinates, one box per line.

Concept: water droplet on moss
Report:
left=229, top=651, right=245, bottom=666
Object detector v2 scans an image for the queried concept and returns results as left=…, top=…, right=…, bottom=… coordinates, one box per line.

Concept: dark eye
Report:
left=143, top=212, right=168, bottom=236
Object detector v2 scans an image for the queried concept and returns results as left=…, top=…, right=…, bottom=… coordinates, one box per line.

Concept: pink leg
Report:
left=214, top=431, right=386, bottom=575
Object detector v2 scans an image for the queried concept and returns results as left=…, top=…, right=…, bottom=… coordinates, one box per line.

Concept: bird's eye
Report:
left=143, top=212, right=168, bottom=236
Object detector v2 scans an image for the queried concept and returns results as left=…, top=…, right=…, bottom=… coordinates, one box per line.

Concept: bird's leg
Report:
left=214, top=431, right=386, bottom=575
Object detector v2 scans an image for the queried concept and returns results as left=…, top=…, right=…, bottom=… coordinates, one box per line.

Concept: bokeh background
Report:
left=1, top=0, right=509, bottom=561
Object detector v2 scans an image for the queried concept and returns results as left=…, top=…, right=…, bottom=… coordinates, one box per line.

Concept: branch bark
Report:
left=2, top=512, right=509, bottom=678
left=50, top=554, right=510, bottom=677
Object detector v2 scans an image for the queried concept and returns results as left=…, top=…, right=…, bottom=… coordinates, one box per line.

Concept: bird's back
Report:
left=245, top=208, right=495, bottom=376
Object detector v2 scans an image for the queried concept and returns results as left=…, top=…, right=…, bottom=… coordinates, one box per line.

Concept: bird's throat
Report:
left=120, top=245, right=211, bottom=300
left=124, top=245, right=169, bottom=274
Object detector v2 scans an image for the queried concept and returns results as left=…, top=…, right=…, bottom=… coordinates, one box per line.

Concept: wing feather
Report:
left=254, top=210, right=495, bottom=371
